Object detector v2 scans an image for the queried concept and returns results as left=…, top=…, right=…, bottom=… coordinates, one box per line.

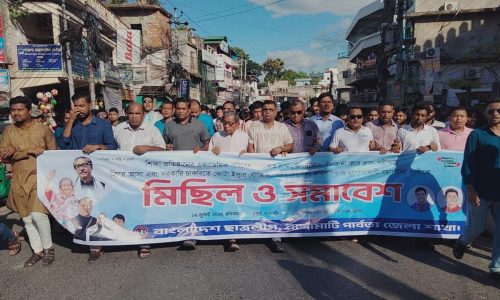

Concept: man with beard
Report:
left=454, top=100, right=500, bottom=279
left=0, top=96, right=57, bottom=267
left=61, top=93, right=117, bottom=153
left=396, top=104, right=440, bottom=153
left=308, top=92, right=344, bottom=150
left=366, top=101, right=400, bottom=154
left=60, top=93, right=116, bottom=263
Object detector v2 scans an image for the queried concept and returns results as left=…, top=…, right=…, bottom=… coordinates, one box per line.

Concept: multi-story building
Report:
left=345, top=0, right=387, bottom=106
left=1, top=0, right=128, bottom=111
left=107, top=2, right=171, bottom=100
left=336, top=53, right=355, bottom=104
left=404, top=0, right=500, bottom=107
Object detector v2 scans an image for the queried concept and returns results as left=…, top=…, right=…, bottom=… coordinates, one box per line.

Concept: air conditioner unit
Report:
left=425, top=47, right=440, bottom=58
left=466, top=68, right=481, bottom=80
left=444, top=2, right=459, bottom=12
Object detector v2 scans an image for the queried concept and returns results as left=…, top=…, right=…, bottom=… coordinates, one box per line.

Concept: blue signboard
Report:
left=17, top=44, right=62, bottom=71
left=72, top=51, right=100, bottom=79
left=180, top=79, right=190, bottom=98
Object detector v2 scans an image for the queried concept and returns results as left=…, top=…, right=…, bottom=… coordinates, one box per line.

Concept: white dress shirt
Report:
left=329, top=126, right=373, bottom=152
left=397, top=124, right=441, bottom=152
left=114, top=121, right=166, bottom=150
left=208, top=129, right=249, bottom=153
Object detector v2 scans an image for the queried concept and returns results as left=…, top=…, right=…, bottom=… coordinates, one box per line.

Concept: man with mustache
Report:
left=60, top=93, right=116, bottom=263
left=60, top=93, right=117, bottom=153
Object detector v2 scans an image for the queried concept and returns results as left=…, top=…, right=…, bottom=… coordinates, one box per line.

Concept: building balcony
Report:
left=345, top=68, right=378, bottom=86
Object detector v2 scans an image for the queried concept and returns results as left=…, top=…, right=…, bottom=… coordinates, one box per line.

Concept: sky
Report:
left=160, top=0, right=375, bottom=73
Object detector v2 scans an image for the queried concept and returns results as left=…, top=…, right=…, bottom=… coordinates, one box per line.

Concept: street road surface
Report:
left=0, top=209, right=499, bottom=299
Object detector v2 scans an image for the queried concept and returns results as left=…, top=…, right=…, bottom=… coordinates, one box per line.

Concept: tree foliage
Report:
left=281, top=69, right=309, bottom=85
left=263, top=58, right=285, bottom=84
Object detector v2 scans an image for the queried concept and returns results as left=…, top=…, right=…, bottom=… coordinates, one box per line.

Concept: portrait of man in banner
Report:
left=72, top=156, right=106, bottom=201
left=437, top=187, right=463, bottom=214
left=407, top=186, right=435, bottom=212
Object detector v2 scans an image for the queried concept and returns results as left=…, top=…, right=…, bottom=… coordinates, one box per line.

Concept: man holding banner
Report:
left=248, top=100, right=294, bottom=253
left=396, top=103, right=440, bottom=153
left=114, top=102, right=166, bottom=258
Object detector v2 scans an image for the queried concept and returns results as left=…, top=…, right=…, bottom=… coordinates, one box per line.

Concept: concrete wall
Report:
left=413, top=13, right=500, bottom=58
left=117, top=10, right=170, bottom=49
left=413, top=0, right=500, bottom=13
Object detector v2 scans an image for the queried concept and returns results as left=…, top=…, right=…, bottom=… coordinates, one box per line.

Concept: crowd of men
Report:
left=0, top=92, right=499, bottom=278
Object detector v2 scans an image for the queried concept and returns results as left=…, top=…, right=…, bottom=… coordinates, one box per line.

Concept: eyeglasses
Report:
left=74, top=162, right=92, bottom=169
left=223, top=121, right=238, bottom=126
left=349, top=115, right=363, bottom=120
left=487, top=109, right=500, bottom=115
left=290, top=111, right=303, bottom=115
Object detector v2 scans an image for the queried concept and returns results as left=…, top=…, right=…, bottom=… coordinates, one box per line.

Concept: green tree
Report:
left=263, top=58, right=285, bottom=84
left=281, top=69, right=309, bottom=85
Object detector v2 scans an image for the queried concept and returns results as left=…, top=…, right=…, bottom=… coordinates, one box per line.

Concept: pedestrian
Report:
left=60, top=93, right=117, bottom=263
left=453, top=100, right=500, bottom=279
left=0, top=221, right=20, bottom=256
left=425, top=103, right=446, bottom=130
left=308, top=92, right=344, bottom=150
left=0, top=96, right=57, bottom=267
left=54, top=110, right=71, bottom=149
left=284, top=99, right=322, bottom=155
left=244, top=101, right=263, bottom=132
left=365, top=107, right=378, bottom=123
left=108, top=107, right=120, bottom=130
left=393, top=108, right=408, bottom=126
left=216, top=101, right=245, bottom=132
left=396, top=104, right=440, bottom=153
left=248, top=100, right=293, bottom=253
left=142, top=95, right=162, bottom=125
left=366, top=101, right=400, bottom=154
left=214, top=105, right=224, bottom=131
left=438, top=107, right=472, bottom=151
left=190, top=99, right=215, bottom=136
left=96, top=109, right=108, bottom=120
left=163, top=98, right=210, bottom=250
left=329, top=106, right=375, bottom=153
left=164, top=98, right=210, bottom=153
left=209, top=111, right=249, bottom=251
left=307, top=97, right=319, bottom=117
left=114, top=102, right=166, bottom=258
left=280, top=101, right=291, bottom=122
left=154, top=99, right=175, bottom=134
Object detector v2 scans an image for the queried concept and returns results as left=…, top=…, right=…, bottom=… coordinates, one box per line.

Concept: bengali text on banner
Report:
left=37, top=150, right=466, bottom=246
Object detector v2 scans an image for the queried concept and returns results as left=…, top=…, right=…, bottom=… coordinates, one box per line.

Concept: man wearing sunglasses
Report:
left=329, top=107, right=375, bottom=153
left=285, top=99, right=322, bottom=155
left=454, top=100, right=500, bottom=279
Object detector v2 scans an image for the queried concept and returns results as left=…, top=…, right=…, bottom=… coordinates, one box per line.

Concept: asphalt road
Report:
left=1, top=209, right=499, bottom=300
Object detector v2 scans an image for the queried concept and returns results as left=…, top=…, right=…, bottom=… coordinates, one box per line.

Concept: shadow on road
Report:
left=285, top=240, right=434, bottom=299
left=278, top=259, right=385, bottom=299
left=367, top=237, right=499, bottom=288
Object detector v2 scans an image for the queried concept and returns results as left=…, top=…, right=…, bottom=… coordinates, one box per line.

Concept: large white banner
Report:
left=117, top=29, right=141, bottom=64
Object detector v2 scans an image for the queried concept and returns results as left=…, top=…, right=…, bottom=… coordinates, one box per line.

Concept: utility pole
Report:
left=400, top=0, right=407, bottom=108
left=61, top=0, right=75, bottom=102
left=243, top=59, right=247, bottom=104
left=328, top=69, right=333, bottom=95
